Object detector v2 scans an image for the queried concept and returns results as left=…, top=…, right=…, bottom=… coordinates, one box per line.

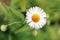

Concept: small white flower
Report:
left=0, top=25, right=7, bottom=32
left=26, top=6, right=47, bottom=29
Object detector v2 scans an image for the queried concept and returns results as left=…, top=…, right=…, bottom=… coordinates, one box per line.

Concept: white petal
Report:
left=29, top=22, right=34, bottom=28
left=26, top=12, right=32, bottom=17
left=39, top=19, right=46, bottom=26
left=34, top=23, right=40, bottom=29
left=41, top=12, right=47, bottom=17
left=39, top=23, right=43, bottom=28
left=26, top=19, right=31, bottom=23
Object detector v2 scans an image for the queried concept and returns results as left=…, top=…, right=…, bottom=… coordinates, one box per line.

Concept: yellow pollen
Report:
left=32, top=13, right=40, bottom=23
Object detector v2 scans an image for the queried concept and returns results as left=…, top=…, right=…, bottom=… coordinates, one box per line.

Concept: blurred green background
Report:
left=0, top=0, right=60, bottom=40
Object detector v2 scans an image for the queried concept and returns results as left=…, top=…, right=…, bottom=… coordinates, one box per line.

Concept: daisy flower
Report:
left=26, top=6, right=47, bottom=29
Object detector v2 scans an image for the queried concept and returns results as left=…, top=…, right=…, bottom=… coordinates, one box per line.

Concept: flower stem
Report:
left=8, top=34, right=11, bottom=40
left=7, top=22, right=21, bottom=26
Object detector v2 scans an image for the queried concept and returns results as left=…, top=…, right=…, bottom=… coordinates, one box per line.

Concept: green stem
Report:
left=8, top=34, right=11, bottom=40
left=7, top=21, right=21, bottom=26
left=14, top=23, right=28, bottom=34
left=15, top=27, right=28, bottom=34
left=14, top=21, right=32, bottom=34
left=7, top=20, right=26, bottom=26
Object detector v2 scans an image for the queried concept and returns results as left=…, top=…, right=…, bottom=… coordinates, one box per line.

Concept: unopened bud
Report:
left=32, top=30, right=37, bottom=36
left=1, top=25, right=7, bottom=32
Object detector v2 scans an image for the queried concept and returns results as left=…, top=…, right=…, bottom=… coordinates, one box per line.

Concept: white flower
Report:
left=26, top=6, right=47, bottom=29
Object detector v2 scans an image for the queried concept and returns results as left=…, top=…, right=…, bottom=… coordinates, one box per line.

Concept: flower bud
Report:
left=32, top=30, right=37, bottom=36
left=1, top=25, right=7, bottom=32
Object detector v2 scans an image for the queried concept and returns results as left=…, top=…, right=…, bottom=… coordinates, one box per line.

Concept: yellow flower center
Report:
left=32, top=13, right=40, bottom=23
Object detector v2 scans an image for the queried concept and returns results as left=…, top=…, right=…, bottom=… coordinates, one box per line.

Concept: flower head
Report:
left=26, top=6, right=47, bottom=29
